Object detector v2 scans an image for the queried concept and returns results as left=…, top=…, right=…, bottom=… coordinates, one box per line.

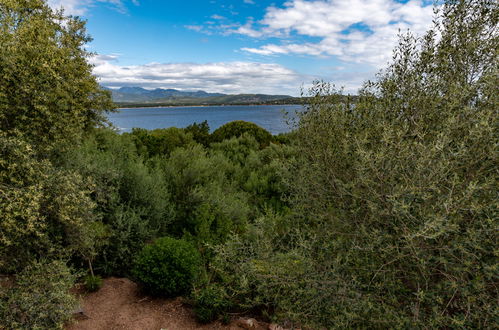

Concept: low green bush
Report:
left=193, top=284, right=232, bottom=324
left=0, top=260, right=78, bottom=330
left=211, top=121, right=272, bottom=148
left=84, top=275, right=103, bottom=292
left=132, top=237, right=201, bottom=297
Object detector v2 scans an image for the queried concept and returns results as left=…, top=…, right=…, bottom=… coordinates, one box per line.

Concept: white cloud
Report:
left=90, top=55, right=310, bottom=95
left=185, top=25, right=204, bottom=32
left=230, top=0, right=436, bottom=68
left=211, top=14, right=226, bottom=20
left=47, top=0, right=138, bottom=15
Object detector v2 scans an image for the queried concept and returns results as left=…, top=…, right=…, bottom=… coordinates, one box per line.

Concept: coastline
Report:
left=116, top=103, right=304, bottom=110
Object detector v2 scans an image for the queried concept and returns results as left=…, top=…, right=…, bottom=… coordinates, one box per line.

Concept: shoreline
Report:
left=116, top=103, right=304, bottom=110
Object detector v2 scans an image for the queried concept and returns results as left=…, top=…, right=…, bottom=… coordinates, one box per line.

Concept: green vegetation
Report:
left=0, top=0, right=113, bottom=151
left=0, top=0, right=497, bottom=329
left=0, top=260, right=78, bottom=330
left=208, top=1, right=498, bottom=328
left=211, top=120, right=273, bottom=147
left=133, top=237, right=201, bottom=297
left=193, top=284, right=232, bottom=323
left=84, top=275, right=103, bottom=292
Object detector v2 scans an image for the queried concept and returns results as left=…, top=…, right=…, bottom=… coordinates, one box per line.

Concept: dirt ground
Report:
left=66, top=277, right=271, bottom=330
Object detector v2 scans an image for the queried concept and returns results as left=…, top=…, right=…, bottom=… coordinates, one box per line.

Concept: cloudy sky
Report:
left=48, top=0, right=436, bottom=95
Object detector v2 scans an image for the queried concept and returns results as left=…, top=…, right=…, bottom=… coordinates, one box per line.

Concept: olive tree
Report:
left=213, top=1, right=498, bottom=328
left=288, top=0, right=498, bottom=327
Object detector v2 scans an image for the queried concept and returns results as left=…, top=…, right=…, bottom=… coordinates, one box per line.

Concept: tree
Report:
left=184, top=120, right=211, bottom=147
left=213, top=0, right=498, bottom=328
left=0, top=134, right=99, bottom=273
left=287, top=0, right=498, bottom=327
left=0, top=0, right=113, bottom=151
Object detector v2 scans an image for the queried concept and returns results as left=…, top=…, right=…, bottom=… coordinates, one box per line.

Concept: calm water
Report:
left=107, top=104, right=304, bottom=135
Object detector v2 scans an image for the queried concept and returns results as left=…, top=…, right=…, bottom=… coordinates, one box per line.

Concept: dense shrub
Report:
left=193, top=284, right=232, bottom=323
left=184, top=120, right=211, bottom=146
left=211, top=121, right=273, bottom=147
left=210, top=134, right=260, bottom=166
left=159, top=144, right=240, bottom=236
left=209, top=135, right=294, bottom=214
left=0, top=135, right=99, bottom=273
left=62, top=129, right=173, bottom=275
left=128, top=127, right=195, bottom=157
left=133, top=237, right=201, bottom=297
left=188, top=184, right=250, bottom=247
left=0, top=260, right=78, bottom=330
left=212, top=1, right=498, bottom=328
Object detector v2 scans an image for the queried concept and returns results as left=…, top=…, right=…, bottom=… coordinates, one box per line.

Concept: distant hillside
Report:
left=105, top=87, right=292, bottom=105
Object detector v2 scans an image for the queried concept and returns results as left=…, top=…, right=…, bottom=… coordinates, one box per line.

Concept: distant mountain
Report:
left=104, top=87, right=292, bottom=105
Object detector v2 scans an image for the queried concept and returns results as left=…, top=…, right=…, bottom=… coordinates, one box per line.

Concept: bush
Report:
left=0, top=260, right=78, bottom=330
left=211, top=121, right=273, bottom=148
left=62, top=129, right=173, bottom=275
left=212, top=1, right=498, bottom=328
left=128, top=127, right=195, bottom=157
left=184, top=120, right=211, bottom=147
left=84, top=275, right=103, bottom=292
left=194, top=284, right=232, bottom=323
left=133, top=237, right=201, bottom=297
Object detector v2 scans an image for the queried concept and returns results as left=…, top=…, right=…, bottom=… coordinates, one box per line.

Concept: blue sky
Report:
left=48, top=0, right=435, bottom=95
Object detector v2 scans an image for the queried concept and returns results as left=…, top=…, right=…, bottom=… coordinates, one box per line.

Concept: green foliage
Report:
left=0, top=134, right=99, bottom=273
left=133, top=237, right=201, bottom=297
left=188, top=184, right=250, bottom=248
left=210, top=133, right=260, bottom=166
left=210, top=211, right=296, bottom=319
left=193, top=284, right=232, bottom=324
left=211, top=121, right=273, bottom=147
left=211, top=135, right=295, bottom=214
left=84, top=275, right=103, bottom=292
left=184, top=120, right=211, bottom=146
left=128, top=127, right=195, bottom=157
left=0, top=0, right=113, bottom=151
left=61, top=129, right=173, bottom=275
left=159, top=144, right=240, bottom=236
left=212, top=1, right=498, bottom=328
left=0, top=260, right=78, bottom=330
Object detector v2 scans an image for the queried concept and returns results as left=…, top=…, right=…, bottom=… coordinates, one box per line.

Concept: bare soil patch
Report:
left=67, top=277, right=270, bottom=330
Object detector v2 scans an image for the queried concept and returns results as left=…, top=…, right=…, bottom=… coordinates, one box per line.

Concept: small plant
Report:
left=194, top=284, right=233, bottom=323
left=132, top=237, right=201, bottom=297
left=84, top=275, right=103, bottom=292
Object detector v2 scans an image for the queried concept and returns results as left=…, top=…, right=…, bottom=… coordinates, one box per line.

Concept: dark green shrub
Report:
left=184, top=120, right=211, bottom=146
left=62, top=129, right=173, bottom=275
left=194, top=284, right=232, bottom=323
left=210, top=134, right=260, bottom=166
left=158, top=145, right=239, bottom=237
left=211, top=121, right=272, bottom=148
left=133, top=237, right=201, bottom=297
left=0, top=260, right=78, bottom=330
left=128, top=127, right=195, bottom=157
left=84, top=275, right=103, bottom=292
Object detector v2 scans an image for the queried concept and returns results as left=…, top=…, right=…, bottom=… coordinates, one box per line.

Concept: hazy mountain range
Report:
left=105, top=87, right=293, bottom=105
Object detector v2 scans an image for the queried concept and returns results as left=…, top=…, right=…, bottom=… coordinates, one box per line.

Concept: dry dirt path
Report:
left=66, top=277, right=271, bottom=330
